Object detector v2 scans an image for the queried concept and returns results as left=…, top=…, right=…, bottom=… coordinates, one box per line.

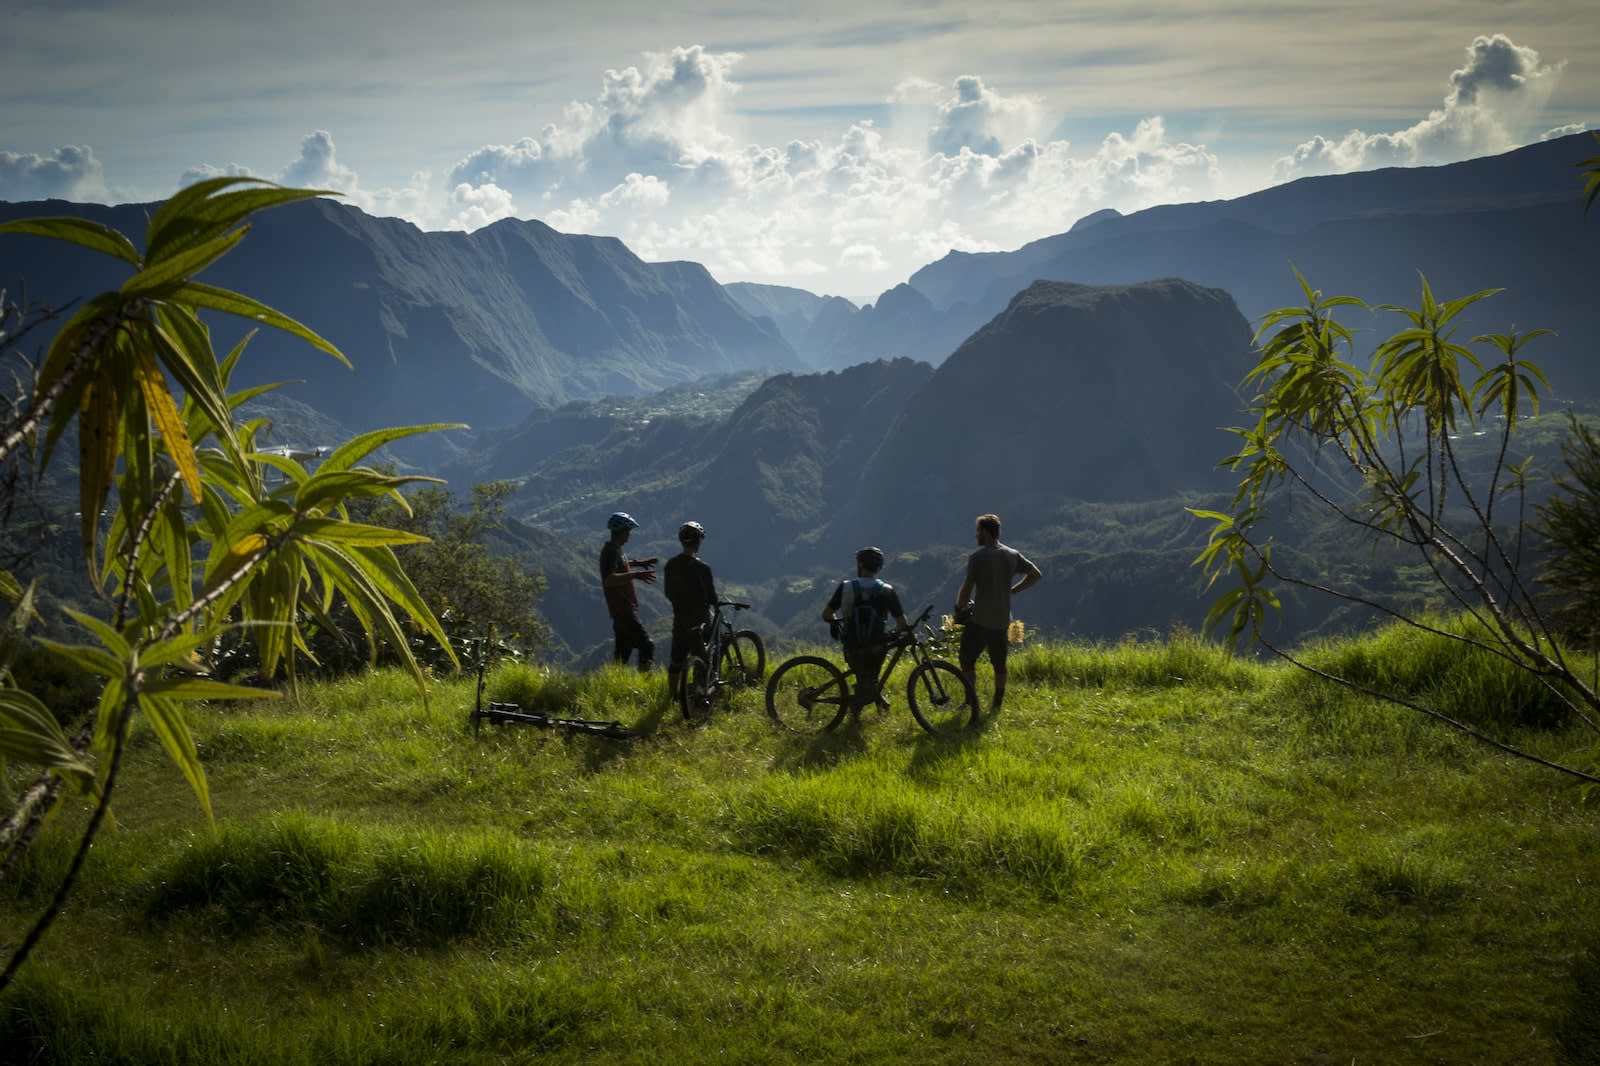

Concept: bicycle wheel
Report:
left=907, top=659, right=977, bottom=736
left=679, top=655, right=714, bottom=722
left=722, top=629, right=766, bottom=688
left=765, top=655, right=850, bottom=733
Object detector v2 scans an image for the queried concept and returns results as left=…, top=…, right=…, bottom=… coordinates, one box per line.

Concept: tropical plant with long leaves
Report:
left=1191, top=266, right=1599, bottom=784
left=0, top=178, right=460, bottom=991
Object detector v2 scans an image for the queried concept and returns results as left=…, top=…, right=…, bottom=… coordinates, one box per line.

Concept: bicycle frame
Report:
left=765, top=604, right=975, bottom=735
left=848, top=606, right=941, bottom=695
left=679, top=599, right=765, bottom=720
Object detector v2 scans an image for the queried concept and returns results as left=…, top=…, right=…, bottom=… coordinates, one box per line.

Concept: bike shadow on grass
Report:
left=769, top=714, right=871, bottom=771
left=904, top=720, right=986, bottom=780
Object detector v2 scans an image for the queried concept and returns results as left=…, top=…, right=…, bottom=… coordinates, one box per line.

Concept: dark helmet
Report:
left=855, top=545, right=885, bottom=572
left=607, top=511, right=639, bottom=532
left=678, top=520, right=706, bottom=544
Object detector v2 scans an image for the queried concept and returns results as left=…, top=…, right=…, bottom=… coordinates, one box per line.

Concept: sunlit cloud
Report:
left=433, top=53, right=1228, bottom=301
left=1273, top=34, right=1564, bottom=180
left=9, top=32, right=1577, bottom=303
left=0, top=146, right=109, bottom=202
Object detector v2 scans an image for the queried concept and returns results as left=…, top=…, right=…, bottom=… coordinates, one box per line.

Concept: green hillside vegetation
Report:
left=2, top=625, right=1598, bottom=1064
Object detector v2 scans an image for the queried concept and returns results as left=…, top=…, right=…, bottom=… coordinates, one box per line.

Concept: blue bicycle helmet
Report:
left=607, top=511, right=640, bottom=532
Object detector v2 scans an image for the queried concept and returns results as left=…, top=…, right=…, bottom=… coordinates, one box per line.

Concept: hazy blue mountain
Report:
left=723, top=282, right=860, bottom=369
left=452, top=357, right=938, bottom=573
left=0, top=197, right=804, bottom=464
left=815, top=133, right=1596, bottom=393
left=825, top=277, right=1254, bottom=554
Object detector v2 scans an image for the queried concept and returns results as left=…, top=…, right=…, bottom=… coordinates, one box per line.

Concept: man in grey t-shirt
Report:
left=954, top=512, right=1042, bottom=713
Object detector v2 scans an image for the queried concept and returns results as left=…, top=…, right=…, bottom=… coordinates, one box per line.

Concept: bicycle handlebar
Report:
left=716, top=599, right=751, bottom=610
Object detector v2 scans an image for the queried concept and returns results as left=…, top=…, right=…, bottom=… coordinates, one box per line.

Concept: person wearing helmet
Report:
left=821, top=546, right=909, bottom=714
left=663, top=521, right=716, bottom=706
left=953, top=512, right=1042, bottom=713
left=600, top=511, right=658, bottom=671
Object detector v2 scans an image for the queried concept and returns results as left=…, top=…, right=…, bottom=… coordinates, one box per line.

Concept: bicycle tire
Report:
left=765, top=655, right=850, bottom=733
left=907, top=659, right=977, bottom=736
left=723, top=629, right=766, bottom=688
left=679, top=655, right=714, bottom=722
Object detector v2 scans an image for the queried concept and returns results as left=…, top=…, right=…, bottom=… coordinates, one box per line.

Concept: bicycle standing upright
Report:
left=764, top=604, right=976, bottom=736
left=680, top=598, right=767, bottom=721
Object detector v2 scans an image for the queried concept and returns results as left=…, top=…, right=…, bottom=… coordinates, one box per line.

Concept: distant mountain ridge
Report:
left=0, top=197, right=804, bottom=462
left=781, top=134, right=1596, bottom=393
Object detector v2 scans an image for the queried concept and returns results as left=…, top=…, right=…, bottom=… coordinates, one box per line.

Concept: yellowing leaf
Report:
left=201, top=532, right=270, bottom=599
left=133, top=343, right=203, bottom=501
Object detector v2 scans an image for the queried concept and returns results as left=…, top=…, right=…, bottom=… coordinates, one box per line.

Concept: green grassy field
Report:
left=2, top=631, right=1598, bottom=1064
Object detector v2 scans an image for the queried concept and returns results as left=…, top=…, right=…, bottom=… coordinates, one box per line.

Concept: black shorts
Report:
left=669, top=621, right=708, bottom=669
left=959, top=623, right=1009, bottom=670
left=612, top=614, right=654, bottom=666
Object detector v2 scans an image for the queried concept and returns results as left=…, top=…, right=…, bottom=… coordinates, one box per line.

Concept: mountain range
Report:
left=0, top=198, right=805, bottom=465
left=2, top=132, right=1595, bottom=661
left=733, top=134, right=1597, bottom=397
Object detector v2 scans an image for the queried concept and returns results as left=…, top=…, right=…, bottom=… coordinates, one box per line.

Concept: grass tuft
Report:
left=144, top=813, right=547, bottom=947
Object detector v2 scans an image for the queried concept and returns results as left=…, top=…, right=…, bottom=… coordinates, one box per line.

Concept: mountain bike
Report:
left=764, top=604, right=976, bottom=736
left=679, top=598, right=767, bottom=721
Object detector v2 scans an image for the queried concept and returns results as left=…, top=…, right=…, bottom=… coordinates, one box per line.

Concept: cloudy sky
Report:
left=2, top=1, right=1595, bottom=304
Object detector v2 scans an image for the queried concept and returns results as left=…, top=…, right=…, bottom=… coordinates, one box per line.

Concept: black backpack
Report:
left=844, top=578, right=886, bottom=646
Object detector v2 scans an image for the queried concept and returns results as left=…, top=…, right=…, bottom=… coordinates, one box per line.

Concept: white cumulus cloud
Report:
left=0, top=146, right=110, bottom=202
left=1273, top=34, right=1564, bottom=180
left=435, top=53, right=1230, bottom=300
left=9, top=33, right=1574, bottom=304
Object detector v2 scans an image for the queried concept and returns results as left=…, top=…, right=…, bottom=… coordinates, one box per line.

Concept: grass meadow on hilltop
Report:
left=2, top=627, right=1599, bottom=1064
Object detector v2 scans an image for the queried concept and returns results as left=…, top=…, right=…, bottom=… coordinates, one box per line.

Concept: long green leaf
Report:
left=294, top=470, right=439, bottom=513
left=146, top=176, right=259, bottom=255
left=146, top=179, right=332, bottom=263
left=76, top=380, right=119, bottom=578
left=319, top=424, right=465, bottom=476
left=35, top=292, right=127, bottom=468
left=121, top=226, right=250, bottom=298
left=295, top=518, right=432, bottom=548
left=62, top=606, right=133, bottom=659
left=0, top=216, right=141, bottom=264
left=140, top=675, right=277, bottom=701
left=136, top=692, right=212, bottom=824
left=37, top=639, right=123, bottom=681
left=347, top=542, right=456, bottom=673
left=166, top=281, right=350, bottom=366
left=299, top=542, right=413, bottom=679
left=0, top=690, right=95, bottom=786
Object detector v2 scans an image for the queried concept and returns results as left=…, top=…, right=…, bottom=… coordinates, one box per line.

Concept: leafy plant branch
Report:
left=0, top=178, right=464, bottom=990
left=1193, top=266, right=1600, bottom=783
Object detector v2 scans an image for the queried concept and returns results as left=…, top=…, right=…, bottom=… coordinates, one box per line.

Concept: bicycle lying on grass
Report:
left=764, top=605, right=976, bottom=736
left=680, top=598, right=767, bottom=721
